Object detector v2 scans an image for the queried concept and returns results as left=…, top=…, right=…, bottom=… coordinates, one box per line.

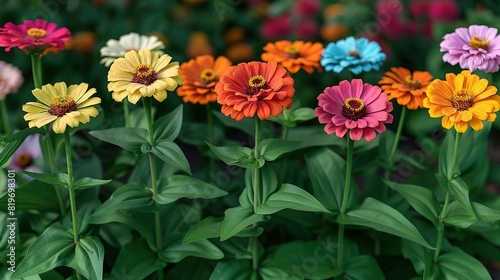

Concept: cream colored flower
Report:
left=100, top=32, right=165, bottom=67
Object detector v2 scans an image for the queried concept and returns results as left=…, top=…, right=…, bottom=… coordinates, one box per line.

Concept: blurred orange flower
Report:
left=177, top=55, right=232, bottom=104
left=225, top=42, right=254, bottom=62
left=70, top=31, right=97, bottom=53
left=379, top=67, right=432, bottom=110
left=320, top=24, right=349, bottom=41
left=261, top=40, right=323, bottom=74
left=186, top=32, right=214, bottom=58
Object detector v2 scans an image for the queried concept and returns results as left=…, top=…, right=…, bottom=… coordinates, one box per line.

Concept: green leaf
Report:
left=0, top=139, right=22, bottom=167
left=22, top=171, right=69, bottom=187
left=259, top=138, right=302, bottom=161
left=87, top=183, right=154, bottom=214
left=2, top=127, right=42, bottom=143
left=444, top=201, right=500, bottom=228
left=220, top=206, right=268, bottom=241
left=402, top=240, right=433, bottom=276
left=151, top=139, right=192, bottom=174
left=256, top=183, right=330, bottom=215
left=0, top=180, right=61, bottom=211
left=344, top=255, right=385, bottom=280
left=384, top=180, right=439, bottom=227
left=153, top=105, right=183, bottom=141
left=154, top=175, right=228, bottom=204
left=73, top=177, right=111, bottom=190
left=183, top=216, right=223, bottom=244
left=89, top=128, right=148, bottom=153
left=338, top=198, right=433, bottom=249
left=72, top=236, right=104, bottom=280
left=260, top=268, right=291, bottom=280
left=207, top=143, right=263, bottom=168
left=209, top=260, right=253, bottom=280
left=438, top=130, right=457, bottom=178
left=292, top=107, right=316, bottom=122
left=241, top=165, right=278, bottom=208
left=110, top=239, right=165, bottom=280
left=161, top=239, right=224, bottom=263
left=439, top=247, right=492, bottom=280
left=213, top=110, right=254, bottom=136
left=447, top=177, right=476, bottom=219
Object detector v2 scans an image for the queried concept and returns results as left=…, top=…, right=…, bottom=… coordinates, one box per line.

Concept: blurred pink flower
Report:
left=375, top=0, right=408, bottom=39
left=295, top=0, right=321, bottom=17
left=0, top=61, right=23, bottom=100
left=260, top=13, right=291, bottom=40
left=428, top=0, right=460, bottom=22
left=8, top=134, right=42, bottom=173
left=295, top=18, right=319, bottom=40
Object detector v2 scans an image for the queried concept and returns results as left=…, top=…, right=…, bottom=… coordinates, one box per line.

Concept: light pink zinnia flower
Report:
left=0, top=19, right=71, bottom=54
left=440, top=25, right=500, bottom=73
left=315, top=79, right=393, bottom=141
left=8, top=134, right=42, bottom=173
left=0, top=61, right=23, bottom=100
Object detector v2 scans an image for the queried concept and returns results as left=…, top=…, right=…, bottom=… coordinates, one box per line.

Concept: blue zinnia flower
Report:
left=321, top=36, right=386, bottom=75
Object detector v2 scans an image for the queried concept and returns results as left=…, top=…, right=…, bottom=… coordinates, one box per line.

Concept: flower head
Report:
left=100, top=32, right=165, bottom=67
left=215, top=61, right=294, bottom=121
left=0, top=19, right=71, bottom=55
left=261, top=40, right=324, bottom=74
left=315, top=79, right=393, bottom=141
left=321, top=36, right=386, bottom=75
left=0, top=61, right=23, bottom=100
left=177, top=55, right=232, bottom=104
left=8, top=134, right=42, bottom=173
left=22, top=82, right=101, bottom=134
left=107, top=49, right=182, bottom=104
left=423, top=70, right=500, bottom=133
left=440, top=25, right=500, bottom=73
left=378, top=67, right=432, bottom=110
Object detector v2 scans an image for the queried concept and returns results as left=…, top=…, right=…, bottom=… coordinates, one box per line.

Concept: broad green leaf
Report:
left=2, top=127, right=42, bottom=143
left=344, top=255, right=385, bottom=280
left=154, top=175, right=227, bottom=204
left=160, top=239, right=224, bottom=263
left=72, top=236, right=104, bottom=280
left=259, top=138, right=302, bottom=161
left=73, top=177, right=111, bottom=190
left=338, top=198, right=433, bottom=249
left=0, top=140, right=23, bottom=167
left=402, top=240, right=431, bottom=276
left=87, top=183, right=154, bottom=214
left=384, top=180, right=439, bottom=226
left=110, top=239, right=165, bottom=280
left=447, top=177, right=476, bottom=219
left=439, top=247, right=491, bottom=280
left=89, top=128, right=148, bottom=153
left=262, top=241, right=342, bottom=279
left=207, top=143, right=263, bottom=168
left=438, top=130, right=457, bottom=178
left=444, top=201, right=500, bottom=228
left=183, top=216, right=223, bottom=244
left=153, top=105, right=183, bottom=141
left=242, top=165, right=278, bottom=208
left=213, top=110, right=254, bottom=136
left=209, top=260, right=253, bottom=280
left=220, top=207, right=268, bottom=241
left=0, top=180, right=61, bottom=211
left=259, top=268, right=291, bottom=280
left=292, top=107, right=316, bottom=122
left=22, top=171, right=69, bottom=187
left=288, top=126, right=344, bottom=150
left=151, top=139, right=192, bottom=174
left=256, top=183, right=330, bottom=215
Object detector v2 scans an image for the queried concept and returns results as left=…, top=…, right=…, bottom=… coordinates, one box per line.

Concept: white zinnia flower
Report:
left=100, top=32, right=165, bottom=67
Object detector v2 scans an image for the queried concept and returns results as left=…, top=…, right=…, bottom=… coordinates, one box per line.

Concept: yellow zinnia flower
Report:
left=107, top=49, right=183, bottom=104
left=23, top=82, right=101, bottom=134
left=423, top=70, right=500, bottom=133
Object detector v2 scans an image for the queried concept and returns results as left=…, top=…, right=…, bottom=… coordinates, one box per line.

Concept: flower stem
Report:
left=383, top=106, right=407, bottom=200
left=143, top=97, right=164, bottom=280
left=252, top=117, right=262, bottom=272
left=1, top=99, right=12, bottom=134
left=30, top=55, right=42, bottom=89
left=207, top=103, right=216, bottom=183
left=123, top=99, right=131, bottom=127
left=447, top=131, right=461, bottom=181
left=338, top=137, right=354, bottom=269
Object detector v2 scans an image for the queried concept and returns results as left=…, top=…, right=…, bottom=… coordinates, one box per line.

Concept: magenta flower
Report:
left=315, top=79, right=393, bottom=141
left=440, top=25, right=500, bottom=73
left=0, top=60, right=23, bottom=100
left=0, top=19, right=71, bottom=54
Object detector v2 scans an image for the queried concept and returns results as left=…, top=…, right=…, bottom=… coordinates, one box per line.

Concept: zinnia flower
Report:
left=0, top=60, right=23, bottom=100
left=321, top=36, right=386, bottom=75
left=261, top=40, right=323, bottom=74
left=378, top=67, right=432, bottom=110
left=100, top=32, right=165, bottom=67
left=0, top=19, right=71, bottom=55
left=22, top=82, right=101, bottom=134
left=315, top=79, right=393, bottom=141
left=215, top=61, right=294, bottom=121
left=8, top=134, right=42, bottom=173
left=423, top=70, right=500, bottom=133
left=107, top=49, right=183, bottom=104
left=177, top=55, right=232, bottom=104
left=440, top=25, right=500, bottom=73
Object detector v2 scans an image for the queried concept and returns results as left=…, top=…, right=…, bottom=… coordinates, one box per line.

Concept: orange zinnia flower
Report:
left=177, top=55, right=232, bottom=104
left=215, top=61, right=294, bottom=121
left=261, top=40, right=323, bottom=74
left=378, top=67, right=432, bottom=110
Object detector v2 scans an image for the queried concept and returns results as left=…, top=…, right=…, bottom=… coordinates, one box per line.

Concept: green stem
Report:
left=1, top=100, right=11, bottom=134
left=252, top=236, right=259, bottom=271
left=207, top=103, right=216, bottom=183
left=383, top=106, right=407, bottom=200
left=143, top=98, right=163, bottom=280
left=252, top=117, right=262, bottom=272
left=123, top=99, right=131, bottom=127
left=337, top=137, right=354, bottom=269
left=31, top=55, right=42, bottom=89
left=447, top=131, right=461, bottom=181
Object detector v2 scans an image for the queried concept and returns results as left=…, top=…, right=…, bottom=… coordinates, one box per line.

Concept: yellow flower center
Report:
left=132, top=64, right=157, bottom=85
left=200, top=68, right=217, bottom=83
left=405, top=75, right=421, bottom=90
left=342, top=98, right=366, bottom=120
left=348, top=50, right=360, bottom=58
left=469, top=35, right=489, bottom=50
left=285, top=46, right=300, bottom=58
left=48, top=95, right=77, bottom=117
left=15, top=152, right=32, bottom=168
left=246, top=75, right=269, bottom=96
left=451, top=89, right=473, bottom=111
left=27, top=28, right=47, bottom=38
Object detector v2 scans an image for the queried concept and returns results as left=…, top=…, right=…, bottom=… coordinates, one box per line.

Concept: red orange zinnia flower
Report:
left=378, top=67, right=432, bottom=110
left=177, top=55, right=232, bottom=104
left=261, top=40, right=323, bottom=74
left=215, top=61, right=294, bottom=121
left=0, top=19, right=71, bottom=55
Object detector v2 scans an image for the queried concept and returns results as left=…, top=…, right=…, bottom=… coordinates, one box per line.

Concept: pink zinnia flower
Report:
left=440, top=25, right=500, bottom=73
left=0, top=19, right=71, bottom=54
left=315, top=79, right=393, bottom=141
left=0, top=60, right=23, bottom=100
left=8, top=134, right=42, bottom=173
